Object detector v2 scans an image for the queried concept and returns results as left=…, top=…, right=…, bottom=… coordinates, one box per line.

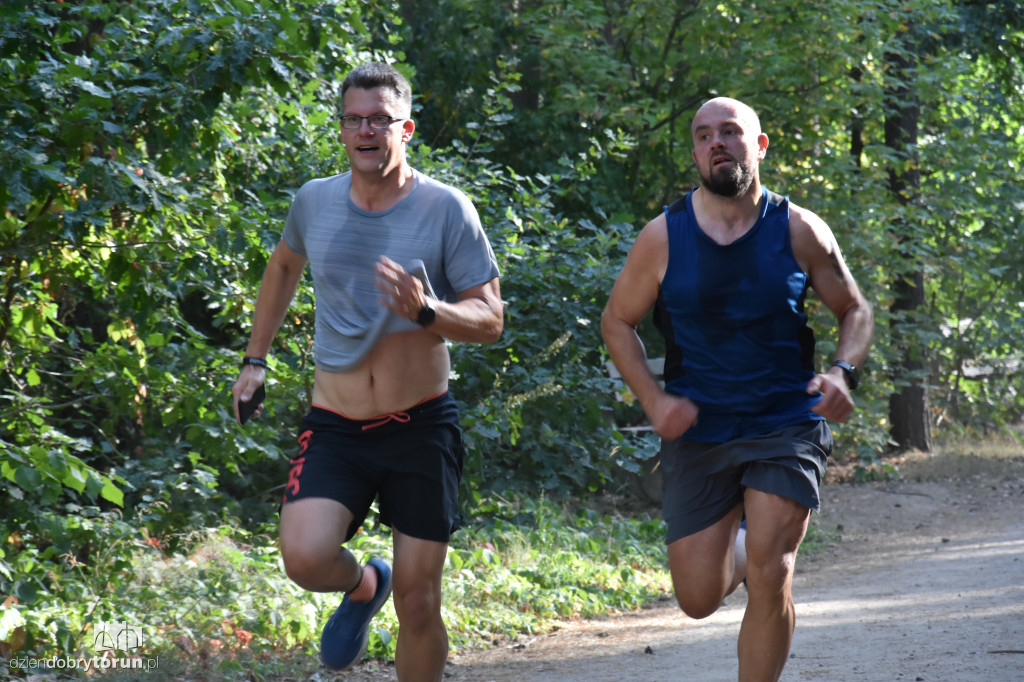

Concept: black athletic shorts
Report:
left=660, top=420, right=832, bottom=544
left=282, top=391, right=465, bottom=543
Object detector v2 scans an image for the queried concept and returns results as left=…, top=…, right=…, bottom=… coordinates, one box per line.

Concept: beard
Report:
left=700, top=158, right=755, bottom=198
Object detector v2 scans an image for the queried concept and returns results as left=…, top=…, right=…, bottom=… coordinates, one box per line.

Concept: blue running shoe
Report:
left=320, top=558, right=393, bottom=670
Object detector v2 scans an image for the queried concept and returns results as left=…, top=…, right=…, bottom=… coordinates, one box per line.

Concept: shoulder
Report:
left=414, top=170, right=477, bottom=207
left=605, top=212, right=669, bottom=317
left=785, top=199, right=841, bottom=274
left=787, top=200, right=833, bottom=250
left=409, top=171, right=482, bottom=228
left=412, top=170, right=471, bottom=202
left=286, top=173, right=349, bottom=233
left=625, top=212, right=670, bottom=275
left=637, top=212, right=669, bottom=248
left=640, top=188, right=697, bottom=249
left=666, top=187, right=700, bottom=217
left=301, top=171, right=349, bottom=190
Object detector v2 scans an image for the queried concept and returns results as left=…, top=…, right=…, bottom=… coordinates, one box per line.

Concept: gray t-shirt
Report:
left=282, top=169, right=500, bottom=372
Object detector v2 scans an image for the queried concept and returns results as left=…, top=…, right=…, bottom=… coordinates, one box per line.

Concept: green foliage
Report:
left=0, top=497, right=669, bottom=672
left=395, top=0, right=1024, bottom=463
left=0, top=0, right=384, bottom=532
left=2, top=0, right=1020, bottom=526
left=397, top=74, right=652, bottom=494
left=1, top=0, right=1022, bottom=670
left=450, top=495, right=669, bottom=632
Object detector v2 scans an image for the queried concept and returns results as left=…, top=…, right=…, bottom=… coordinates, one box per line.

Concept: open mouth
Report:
left=356, top=145, right=379, bottom=153
left=712, top=155, right=733, bottom=167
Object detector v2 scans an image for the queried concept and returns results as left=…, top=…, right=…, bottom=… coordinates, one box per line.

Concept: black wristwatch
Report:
left=416, top=299, right=436, bottom=327
left=831, top=360, right=859, bottom=391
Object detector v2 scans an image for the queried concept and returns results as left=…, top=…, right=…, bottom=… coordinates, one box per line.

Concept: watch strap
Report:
left=241, top=356, right=270, bottom=371
left=416, top=300, right=436, bottom=327
left=830, top=360, right=858, bottom=390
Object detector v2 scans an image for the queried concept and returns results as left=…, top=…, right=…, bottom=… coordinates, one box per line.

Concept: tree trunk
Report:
left=885, top=33, right=933, bottom=454
left=888, top=270, right=931, bottom=452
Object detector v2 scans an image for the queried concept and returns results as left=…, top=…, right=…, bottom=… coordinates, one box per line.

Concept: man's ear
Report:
left=757, top=132, right=769, bottom=160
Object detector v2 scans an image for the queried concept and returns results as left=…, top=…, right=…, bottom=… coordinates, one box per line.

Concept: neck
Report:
left=696, top=181, right=761, bottom=226
left=692, top=182, right=763, bottom=244
left=350, top=163, right=414, bottom=212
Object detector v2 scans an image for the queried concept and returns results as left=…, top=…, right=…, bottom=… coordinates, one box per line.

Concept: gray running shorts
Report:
left=660, top=421, right=832, bottom=544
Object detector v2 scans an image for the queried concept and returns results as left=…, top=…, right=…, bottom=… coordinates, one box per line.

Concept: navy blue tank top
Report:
left=654, top=187, right=823, bottom=442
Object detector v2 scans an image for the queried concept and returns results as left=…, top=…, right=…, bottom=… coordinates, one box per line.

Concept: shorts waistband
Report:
left=311, top=390, right=451, bottom=427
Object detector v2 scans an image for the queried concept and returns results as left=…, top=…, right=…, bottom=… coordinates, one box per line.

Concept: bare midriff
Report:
left=311, top=328, right=450, bottom=419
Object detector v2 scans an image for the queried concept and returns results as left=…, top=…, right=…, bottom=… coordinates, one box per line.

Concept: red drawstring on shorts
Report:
left=361, top=411, right=411, bottom=430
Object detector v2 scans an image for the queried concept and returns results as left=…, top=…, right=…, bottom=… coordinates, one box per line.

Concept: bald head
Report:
left=690, top=97, right=768, bottom=198
left=691, top=97, right=762, bottom=140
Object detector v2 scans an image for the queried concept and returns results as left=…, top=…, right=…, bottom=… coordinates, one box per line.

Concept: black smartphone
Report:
left=237, top=384, right=266, bottom=425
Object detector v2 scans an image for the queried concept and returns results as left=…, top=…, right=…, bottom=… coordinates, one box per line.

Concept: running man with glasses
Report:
left=231, top=62, right=503, bottom=680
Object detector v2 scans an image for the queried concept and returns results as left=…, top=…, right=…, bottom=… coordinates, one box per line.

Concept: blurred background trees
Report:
left=1, top=0, right=1021, bottom=592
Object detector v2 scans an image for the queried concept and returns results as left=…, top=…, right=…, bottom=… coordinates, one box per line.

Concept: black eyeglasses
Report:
left=340, top=115, right=405, bottom=130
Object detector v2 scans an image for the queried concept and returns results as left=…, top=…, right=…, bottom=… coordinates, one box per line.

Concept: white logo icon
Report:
left=93, top=621, right=144, bottom=653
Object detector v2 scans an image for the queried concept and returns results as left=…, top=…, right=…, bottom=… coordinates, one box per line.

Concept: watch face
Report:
left=417, top=302, right=436, bottom=327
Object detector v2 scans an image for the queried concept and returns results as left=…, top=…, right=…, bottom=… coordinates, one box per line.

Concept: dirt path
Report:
left=343, top=454, right=1024, bottom=682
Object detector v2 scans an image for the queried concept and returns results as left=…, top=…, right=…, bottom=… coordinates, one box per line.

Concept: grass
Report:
left=2, top=495, right=673, bottom=680
left=13, top=433, right=1018, bottom=680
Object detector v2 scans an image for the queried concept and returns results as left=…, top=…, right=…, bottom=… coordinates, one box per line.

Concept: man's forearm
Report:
left=601, top=314, right=663, bottom=411
left=429, top=292, right=503, bottom=344
left=834, top=298, right=875, bottom=368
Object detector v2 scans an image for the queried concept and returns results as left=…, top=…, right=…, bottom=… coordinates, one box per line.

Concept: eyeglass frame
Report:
left=340, top=114, right=406, bottom=130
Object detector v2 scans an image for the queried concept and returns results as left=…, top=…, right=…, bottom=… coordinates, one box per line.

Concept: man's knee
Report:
left=279, top=498, right=356, bottom=590
left=281, top=543, right=334, bottom=590
left=393, top=582, right=442, bottom=630
left=745, top=549, right=797, bottom=595
left=675, top=592, right=723, bottom=620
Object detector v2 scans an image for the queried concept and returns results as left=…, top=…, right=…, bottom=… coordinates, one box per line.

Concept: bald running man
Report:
left=601, top=97, right=873, bottom=681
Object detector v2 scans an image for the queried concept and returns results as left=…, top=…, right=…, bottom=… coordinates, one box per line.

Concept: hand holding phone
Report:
left=237, top=384, right=266, bottom=425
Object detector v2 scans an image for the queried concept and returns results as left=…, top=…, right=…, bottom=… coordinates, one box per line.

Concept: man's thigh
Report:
left=742, top=488, right=811, bottom=565
left=279, top=497, right=355, bottom=560
left=666, top=503, right=744, bottom=611
left=391, top=529, right=449, bottom=603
